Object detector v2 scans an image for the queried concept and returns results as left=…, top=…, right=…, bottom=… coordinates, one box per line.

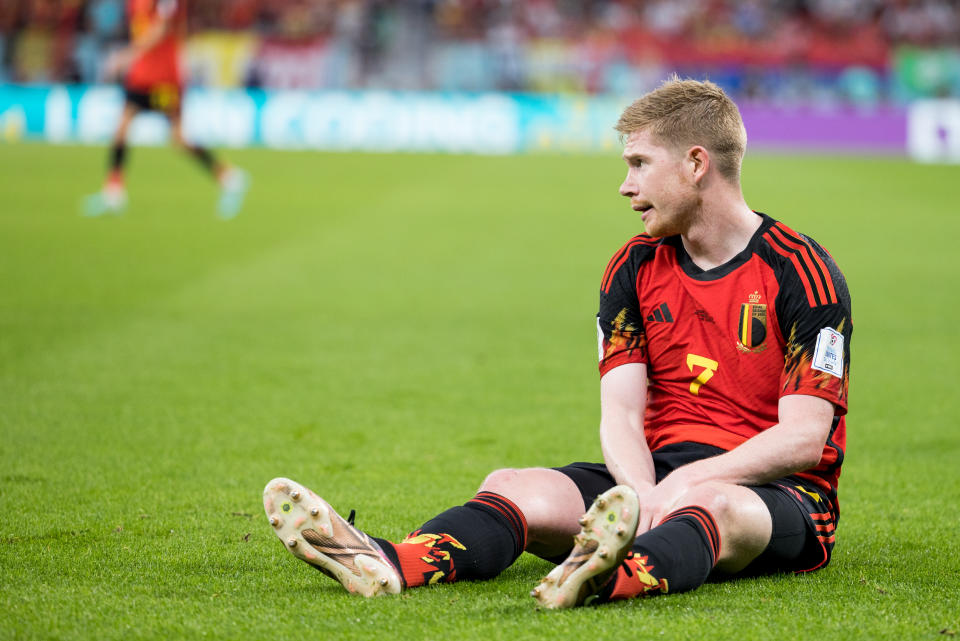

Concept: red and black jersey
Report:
left=597, top=213, right=851, bottom=518
left=125, top=0, right=186, bottom=91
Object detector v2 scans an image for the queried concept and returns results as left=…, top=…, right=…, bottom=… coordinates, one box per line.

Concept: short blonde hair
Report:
left=615, top=76, right=747, bottom=182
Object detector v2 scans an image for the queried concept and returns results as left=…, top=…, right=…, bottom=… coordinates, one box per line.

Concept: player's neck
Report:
left=680, top=197, right=760, bottom=272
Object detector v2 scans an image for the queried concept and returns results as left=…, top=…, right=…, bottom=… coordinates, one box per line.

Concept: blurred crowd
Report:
left=2, top=0, right=959, bottom=103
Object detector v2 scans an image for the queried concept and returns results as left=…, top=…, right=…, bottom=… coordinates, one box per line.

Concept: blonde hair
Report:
left=615, top=76, right=747, bottom=182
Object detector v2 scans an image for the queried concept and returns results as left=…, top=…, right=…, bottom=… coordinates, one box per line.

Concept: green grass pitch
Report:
left=1, top=141, right=958, bottom=640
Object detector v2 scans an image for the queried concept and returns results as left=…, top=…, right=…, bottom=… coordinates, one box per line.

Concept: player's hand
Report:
left=103, top=48, right=135, bottom=80
left=633, top=470, right=693, bottom=535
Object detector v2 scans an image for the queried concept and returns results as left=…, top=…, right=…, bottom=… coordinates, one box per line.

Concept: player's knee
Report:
left=478, top=467, right=549, bottom=512
left=479, top=468, right=522, bottom=494
left=479, top=466, right=572, bottom=501
left=681, top=482, right=734, bottom=522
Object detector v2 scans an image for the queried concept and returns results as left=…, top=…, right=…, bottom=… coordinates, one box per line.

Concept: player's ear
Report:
left=687, top=146, right=709, bottom=184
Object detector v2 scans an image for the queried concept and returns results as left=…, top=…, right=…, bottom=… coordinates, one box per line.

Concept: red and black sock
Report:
left=373, top=491, right=527, bottom=588
left=107, top=142, right=128, bottom=189
left=601, top=505, right=721, bottom=601
left=186, top=145, right=218, bottom=175
left=109, top=142, right=127, bottom=173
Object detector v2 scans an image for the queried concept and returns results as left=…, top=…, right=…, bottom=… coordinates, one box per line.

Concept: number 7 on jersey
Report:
left=686, top=354, right=719, bottom=395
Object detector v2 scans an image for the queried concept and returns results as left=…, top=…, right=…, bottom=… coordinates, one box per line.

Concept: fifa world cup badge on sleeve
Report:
left=812, top=327, right=844, bottom=377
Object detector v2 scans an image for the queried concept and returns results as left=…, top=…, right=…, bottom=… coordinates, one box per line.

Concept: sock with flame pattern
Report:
left=373, top=492, right=527, bottom=588
left=600, top=505, right=720, bottom=601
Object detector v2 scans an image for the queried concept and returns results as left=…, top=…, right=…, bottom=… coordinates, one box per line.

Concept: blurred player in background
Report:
left=84, top=0, right=248, bottom=218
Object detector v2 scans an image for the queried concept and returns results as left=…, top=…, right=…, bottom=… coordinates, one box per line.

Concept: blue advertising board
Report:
left=1, top=84, right=956, bottom=162
left=0, top=84, right=626, bottom=154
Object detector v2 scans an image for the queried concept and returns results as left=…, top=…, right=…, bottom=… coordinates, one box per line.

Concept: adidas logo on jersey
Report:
left=647, top=303, right=673, bottom=323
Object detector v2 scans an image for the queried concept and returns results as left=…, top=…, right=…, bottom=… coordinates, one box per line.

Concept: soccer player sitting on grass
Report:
left=263, top=77, right=852, bottom=608
left=84, top=0, right=248, bottom=218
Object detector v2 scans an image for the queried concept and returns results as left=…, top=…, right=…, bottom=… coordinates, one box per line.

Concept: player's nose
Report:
left=619, top=174, right=637, bottom=198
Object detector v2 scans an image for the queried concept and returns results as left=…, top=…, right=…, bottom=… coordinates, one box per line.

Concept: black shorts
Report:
left=124, top=84, right=182, bottom=116
left=553, top=442, right=836, bottom=575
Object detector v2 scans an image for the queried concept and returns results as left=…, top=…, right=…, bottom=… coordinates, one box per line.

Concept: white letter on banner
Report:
left=411, top=96, right=450, bottom=151
left=388, top=95, right=415, bottom=152
left=183, top=90, right=255, bottom=147
left=908, top=99, right=960, bottom=164
left=44, top=86, right=72, bottom=143
left=469, top=94, right=519, bottom=154
left=76, top=86, right=123, bottom=143
left=261, top=92, right=308, bottom=149
left=302, top=92, right=354, bottom=149
left=353, top=92, right=403, bottom=151
left=129, top=112, right=169, bottom=145
left=426, top=97, right=465, bottom=152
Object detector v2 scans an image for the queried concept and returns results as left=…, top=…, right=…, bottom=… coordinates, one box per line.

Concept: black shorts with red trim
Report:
left=124, top=83, right=182, bottom=116
left=552, top=442, right=837, bottom=574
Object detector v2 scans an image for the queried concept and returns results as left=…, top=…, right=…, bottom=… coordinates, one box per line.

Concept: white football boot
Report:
left=531, top=484, right=640, bottom=608
left=83, top=183, right=127, bottom=216
left=217, top=167, right=249, bottom=219
left=263, top=477, right=402, bottom=597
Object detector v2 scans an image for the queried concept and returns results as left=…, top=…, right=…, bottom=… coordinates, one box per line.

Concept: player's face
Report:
left=618, top=129, right=699, bottom=238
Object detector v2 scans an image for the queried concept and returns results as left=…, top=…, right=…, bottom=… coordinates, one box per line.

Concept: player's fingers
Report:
left=645, top=507, right=668, bottom=531
left=635, top=508, right=653, bottom=536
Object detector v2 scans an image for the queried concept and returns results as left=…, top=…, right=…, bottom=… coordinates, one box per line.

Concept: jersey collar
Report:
left=669, top=213, right=776, bottom=281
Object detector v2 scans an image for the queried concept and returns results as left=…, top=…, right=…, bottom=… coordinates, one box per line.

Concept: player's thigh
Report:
left=676, top=481, right=773, bottom=573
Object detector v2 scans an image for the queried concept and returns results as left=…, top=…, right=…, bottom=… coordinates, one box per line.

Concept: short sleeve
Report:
left=597, top=238, right=655, bottom=376
left=776, top=238, right=852, bottom=414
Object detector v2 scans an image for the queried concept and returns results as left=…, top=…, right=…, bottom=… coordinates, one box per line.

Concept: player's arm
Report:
left=635, top=394, right=834, bottom=532
left=688, top=394, right=834, bottom=485
left=664, top=394, right=832, bottom=487
left=595, top=237, right=658, bottom=497
left=599, top=363, right=656, bottom=495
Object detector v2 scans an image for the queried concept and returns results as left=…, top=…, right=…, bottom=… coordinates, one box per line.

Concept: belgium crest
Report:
left=736, top=291, right=768, bottom=353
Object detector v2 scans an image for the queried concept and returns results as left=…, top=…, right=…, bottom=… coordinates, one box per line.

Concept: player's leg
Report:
left=168, top=111, right=249, bottom=219
left=531, top=484, right=641, bottom=608
left=735, top=481, right=835, bottom=576
left=479, top=467, right=591, bottom=559
left=168, top=109, right=221, bottom=177
left=534, top=480, right=774, bottom=608
left=83, top=99, right=139, bottom=216
left=109, top=101, right=138, bottom=183
left=602, top=481, right=771, bottom=600
left=376, top=467, right=585, bottom=588
left=263, top=467, right=587, bottom=596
